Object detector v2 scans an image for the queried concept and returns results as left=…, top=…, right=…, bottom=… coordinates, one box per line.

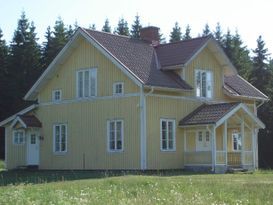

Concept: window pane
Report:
left=78, top=72, right=83, bottom=97
left=168, top=140, right=173, bottom=149
left=237, top=134, right=242, bottom=150
left=206, top=72, right=212, bottom=98
left=198, top=131, right=202, bottom=141
left=55, top=126, right=60, bottom=152
left=201, top=72, right=207, bottom=97
left=162, top=140, right=167, bottom=149
left=205, top=131, right=210, bottom=141
left=31, top=135, right=36, bottom=144
left=90, top=70, right=96, bottom=96
left=196, top=71, right=201, bottom=97
left=84, top=70, right=90, bottom=97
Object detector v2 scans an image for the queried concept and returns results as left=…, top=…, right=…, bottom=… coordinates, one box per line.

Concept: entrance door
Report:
left=27, top=132, right=39, bottom=165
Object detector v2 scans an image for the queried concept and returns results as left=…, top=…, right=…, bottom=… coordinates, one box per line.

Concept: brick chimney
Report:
left=140, top=26, right=160, bottom=46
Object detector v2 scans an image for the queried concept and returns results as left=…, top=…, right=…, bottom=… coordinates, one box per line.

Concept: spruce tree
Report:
left=130, top=14, right=142, bottom=39
left=214, top=22, right=223, bottom=45
left=41, top=26, right=54, bottom=69
left=0, top=28, right=10, bottom=119
left=89, top=24, right=96, bottom=30
left=115, top=18, right=129, bottom=36
left=182, top=24, right=191, bottom=40
left=52, top=17, right=68, bottom=54
left=9, top=12, right=42, bottom=95
left=249, top=35, right=270, bottom=92
left=202, top=23, right=211, bottom=36
left=169, top=22, right=182, bottom=43
left=102, top=19, right=111, bottom=33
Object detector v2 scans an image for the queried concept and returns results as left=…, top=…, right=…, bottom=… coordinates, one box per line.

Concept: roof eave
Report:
left=144, top=85, right=192, bottom=92
left=223, top=86, right=269, bottom=102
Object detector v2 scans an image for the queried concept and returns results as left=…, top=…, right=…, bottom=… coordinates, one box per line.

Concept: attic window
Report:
left=113, top=82, right=124, bottom=95
left=52, top=90, right=62, bottom=102
left=195, top=69, right=213, bottom=98
left=77, top=68, right=97, bottom=98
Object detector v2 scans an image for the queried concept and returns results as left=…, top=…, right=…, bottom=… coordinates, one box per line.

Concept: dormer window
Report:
left=52, top=90, right=62, bottom=102
left=195, top=69, right=213, bottom=98
left=113, top=82, right=124, bottom=95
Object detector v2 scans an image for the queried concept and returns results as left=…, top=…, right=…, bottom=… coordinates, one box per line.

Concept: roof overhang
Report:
left=10, top=116, right=27, bottom=129
left=24, top=28, right=143, bottom=101
left=0, top=104, right=37, bottom=127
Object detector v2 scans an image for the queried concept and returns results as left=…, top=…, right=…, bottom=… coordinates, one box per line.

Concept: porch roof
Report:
left=11, top=115, right=42, bottom=128
left=179, top=102, right=265, bottom=129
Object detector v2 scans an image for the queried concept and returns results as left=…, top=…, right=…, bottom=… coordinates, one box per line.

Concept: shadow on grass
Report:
left=0, top=169, right=206, bottom=186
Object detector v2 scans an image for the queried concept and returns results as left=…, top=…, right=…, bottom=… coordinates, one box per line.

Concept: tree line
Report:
left=0, top=12, right=273, bottom=167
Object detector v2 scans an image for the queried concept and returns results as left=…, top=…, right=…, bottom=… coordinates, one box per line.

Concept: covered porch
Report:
left=179, top=102, right=264, bottom=173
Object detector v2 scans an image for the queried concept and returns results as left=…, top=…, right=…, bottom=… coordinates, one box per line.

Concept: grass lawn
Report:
left=0, top=164, right=272, bottom=204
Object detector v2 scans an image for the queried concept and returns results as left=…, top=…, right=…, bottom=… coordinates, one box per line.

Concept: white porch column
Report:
left=252, top=126, right=256, bottom=169
left=224, top=120, right=228, bottom=166
left=211, top=126, right=216, bottom=171
left=241, top=117, right=245, bottom=166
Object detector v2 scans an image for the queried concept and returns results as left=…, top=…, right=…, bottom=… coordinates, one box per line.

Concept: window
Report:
left=53, top=124, right=67, bottom=153
left=160, top=119, right=176, bottom=151
left=196, top=130, right=211, bottom=151
left=52, top=90, right=62, bottom=102
left=13, top=130, right=25, bottom=145
left=232, top=132, right=242, bottom=151
left=195, top=69, right=213, bottom=98
left=107, top=120, right=123, bottom=152
left=30, top=134, right=36, bottom=144
left=77, top=68, right=97, bottom=98
left=113, top=82, right=124, bottom=95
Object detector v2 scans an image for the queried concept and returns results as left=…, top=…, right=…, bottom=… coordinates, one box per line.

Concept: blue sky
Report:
left=0, top=0, right=272, bottom=56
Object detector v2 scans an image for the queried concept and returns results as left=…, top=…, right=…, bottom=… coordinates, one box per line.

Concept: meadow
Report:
left=0, top=161, right=272, bottom=205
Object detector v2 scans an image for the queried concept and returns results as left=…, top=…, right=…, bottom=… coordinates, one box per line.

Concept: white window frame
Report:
left=52, top=89, right=62, bottom=102
left=195, top=130, right=211, bottom=151
left=195, top=69, right=213, bottom=99
left=53, top=123, right=68, bottom=154
left=160, top=119, right=176, bottom=151
left=107, top=119, right=124, bottom=152
left=76, top=68, right=97, bottom=98
left=113, top=82, right=124, bottom=96
left=232, top=131, right=242, bottom=152
left=13, top=130, right=25, bottom=145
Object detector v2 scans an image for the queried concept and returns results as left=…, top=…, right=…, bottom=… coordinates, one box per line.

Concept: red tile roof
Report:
left=224, top=75, right=268, bottom=100
left=155, top=36, right=211, bottom=67
left=82, top=29, right=266, bottom=99
left=179, top=102, right=240, bottom=126
left=84, top=29, right=193, bottom=90
left=19, top=115, right=42, bottom=128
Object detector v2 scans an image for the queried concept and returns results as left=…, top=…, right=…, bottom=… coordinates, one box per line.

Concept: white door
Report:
left=196, top=131, right=211, bottom=151
left=27, top=132, right=39, bottom=165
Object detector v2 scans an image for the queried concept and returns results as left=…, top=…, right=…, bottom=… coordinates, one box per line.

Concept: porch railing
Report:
left=227, top=152, right=241, bottom=166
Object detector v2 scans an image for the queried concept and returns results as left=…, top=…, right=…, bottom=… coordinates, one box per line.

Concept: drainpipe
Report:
left=140, top=86, right=154, bottom=170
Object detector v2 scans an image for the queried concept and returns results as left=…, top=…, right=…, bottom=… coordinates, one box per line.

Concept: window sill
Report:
left=108, top=150, right=124, bottom=153
left=160, top=149, right=176, bottom=152
left=53, top=152, right=67, bottom=155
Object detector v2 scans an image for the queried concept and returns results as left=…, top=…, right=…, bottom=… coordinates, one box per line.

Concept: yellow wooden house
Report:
left=0, top=26, right=268, bottom=173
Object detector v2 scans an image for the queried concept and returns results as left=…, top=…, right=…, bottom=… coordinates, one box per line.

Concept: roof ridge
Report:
left=155, top=35, right=212, bottom=47
left=82, top=27, right=132, bottom=39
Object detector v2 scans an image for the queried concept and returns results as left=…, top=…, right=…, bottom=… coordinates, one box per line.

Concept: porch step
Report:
left=227, top=167, right=248, bottom=173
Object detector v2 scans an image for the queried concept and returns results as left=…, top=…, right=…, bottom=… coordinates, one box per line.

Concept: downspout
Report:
left=140, top=86, right=154, bottom=170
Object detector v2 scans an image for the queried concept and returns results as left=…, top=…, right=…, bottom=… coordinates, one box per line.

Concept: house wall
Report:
left=5, top=125, right=26, bottom=169
left=145, top=96, right=201, bottom=169
left=38, top=37, right=139, bottom=103
left=183, top=47, right=225, bottom=100
left=36, top=97, right=140, bottom=170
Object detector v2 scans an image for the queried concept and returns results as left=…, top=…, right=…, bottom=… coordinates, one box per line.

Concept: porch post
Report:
left=224, top=120, right=227, bottom=166
left=211, top=126, right=216, bottom=172
left=252, top=126, right=256, bottom=169
left=241, top=117, right=245, bottom=166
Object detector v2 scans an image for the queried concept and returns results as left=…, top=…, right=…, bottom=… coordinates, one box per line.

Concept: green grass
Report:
left=0, top=169, right=273, bottom=204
